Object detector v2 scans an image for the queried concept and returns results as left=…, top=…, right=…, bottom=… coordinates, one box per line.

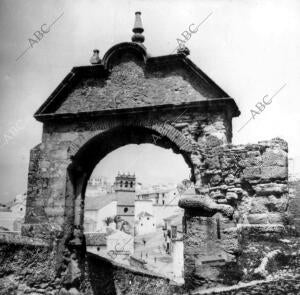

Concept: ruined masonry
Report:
left=0, top=12, right=299, bottom=295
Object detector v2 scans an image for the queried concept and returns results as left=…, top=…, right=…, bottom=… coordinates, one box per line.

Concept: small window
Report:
left=147, top=217, right=149, bottom=220
left=130, top=181, right=133, bottom=188
left=97, top=247, right=100, bottom=251
left=141, top=223, right=143, bottom=226
left=20, top=208, right=23, bottom=211
left=124, top=207, right=128, bottom=213
left=125, top=181, right=128, bottom=187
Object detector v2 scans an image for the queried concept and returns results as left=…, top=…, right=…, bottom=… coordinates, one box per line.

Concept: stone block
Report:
left=224, top=174, right=235, bottom=185
left=247, top=213, right=268, bottom=224
left=221, top=227, right=240, bottom=254
left=58, top=132, right=79, bottom=141
left=238, top=224, right=286, bottom=238
left=226, top=192, right=238, bottom=201
left=211, top=174, right=222, bottom=186
left=250, top=197, right=268, bottom=214
left=217, top=198, right=228, bottom=204
left=253, top=183, right=288, bottom=196
left=210, top=190, right=225, bottom=200
left=227, top=187, right=244, bottom=194
left=69, top=288, right=81, bottom=295
left=242, top=166, right=261, bottom=180
left=267, top=195, right=289, bottom=212
left=179, top=196, right=234, bottom=217
left=50, top=149, right=68, bottom=160
left=268, top=213, right=283, bottom=224
left=261, top=166, right=287, bottom=180
left=258, top=138, right=288, bottom=152
left=205, top=156, right=221, bottom=170
left=239, top=156, right=262, bottom=167
left=59, top=288, right=69, bottom=295
left=39, top=160, right=51, bottom=169
left=247, top=151, right=261, bottom=157
left=261, top=149, right=287, bottom=167
left=44, top=207, right=65, bottom=217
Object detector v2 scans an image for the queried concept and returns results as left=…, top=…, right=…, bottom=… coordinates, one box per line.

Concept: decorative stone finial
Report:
left=90, top=49, right=101, bottom=64
left=132, top=11, right=145, bottom=43
left=177, top=44, right=190, bottom=56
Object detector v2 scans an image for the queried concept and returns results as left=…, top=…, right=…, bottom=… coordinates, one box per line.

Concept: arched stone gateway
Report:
left=7, top=11, right=296, bottom=295
left=64, top=124, right=196, bottom=241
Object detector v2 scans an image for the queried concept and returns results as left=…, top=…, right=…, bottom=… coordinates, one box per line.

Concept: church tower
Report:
left=114, top=172, right=136, bottom=192
left=114, top=173, right=136, bottom=234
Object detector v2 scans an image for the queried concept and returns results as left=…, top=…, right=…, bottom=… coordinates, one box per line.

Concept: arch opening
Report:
left=65, top=125, right=195, bottom=282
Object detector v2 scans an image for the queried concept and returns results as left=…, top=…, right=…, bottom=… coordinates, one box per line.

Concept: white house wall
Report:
left=153, top=206, right=183, bottom=226
left=96, top=201, right=117, bottom=232
left=135, top=200, right=153, bottom=218
left=171, top=240, right=184, bottom=279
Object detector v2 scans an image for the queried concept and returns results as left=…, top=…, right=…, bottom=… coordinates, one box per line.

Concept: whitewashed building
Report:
left=0, top=193, right=26, bottom=231
left=135, top=211, right=156, bottom=235
left=135, top=199, right=153, bottom=217
left=163, top=214, right=184, bottom=280
left=136, top=185, right=182, bottom=226
left=84, top=196, right=117, bottom=233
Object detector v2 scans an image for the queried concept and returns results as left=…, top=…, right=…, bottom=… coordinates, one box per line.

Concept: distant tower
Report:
left=114, top=173, right=136, bottom=192
left=114, top=173, right=136, bottom=234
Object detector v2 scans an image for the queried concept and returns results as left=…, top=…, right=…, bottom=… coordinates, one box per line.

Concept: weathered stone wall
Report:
left=0, top=242, right=57, bottom=294
left=19, top=52, right=238, bottom=294
left=0, top=235, right=185, bottom=295
left=23, top=107, right=231, bottom=239
left=193, top=277, right=300, bottom=295
left=182, top=213, right=239, bottom=289
left=180, top=138, right=291, bottom=289
left=85, top=253, right=184, bottom=295
left=202, top=138, right=289, bottom=225
left=288, top=180, right=300, bottom=233
left=55, top=55, right=223, bottom=114
left=1, top=233, right=299, bottom=294
left=17, top=47, right=296, bottom=294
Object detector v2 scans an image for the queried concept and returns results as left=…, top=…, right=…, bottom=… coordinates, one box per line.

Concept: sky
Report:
left=0, top=0, right=299, bottom=202
left=91, top=144, right=190, bottom=186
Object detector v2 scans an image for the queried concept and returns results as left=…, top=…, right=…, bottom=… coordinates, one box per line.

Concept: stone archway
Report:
left=64, top=123, right=196, bottom=240
left=20, top=15, right=241, bottom=292
left=4, top=11, right=295, bottom=295
left=53, top=122, right=198, bottom=291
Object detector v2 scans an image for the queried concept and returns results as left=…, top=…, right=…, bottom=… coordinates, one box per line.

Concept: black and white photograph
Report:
left=0, top=0, right=299, bottom=294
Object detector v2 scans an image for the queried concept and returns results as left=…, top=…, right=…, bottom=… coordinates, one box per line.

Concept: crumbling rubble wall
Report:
left=180, top=138, right=292, bottom=289
left=1, top=138, right=297, bottom=294
left=0, top=235, right=182, bottom=295
left=0, top=239, right=57, bottom=295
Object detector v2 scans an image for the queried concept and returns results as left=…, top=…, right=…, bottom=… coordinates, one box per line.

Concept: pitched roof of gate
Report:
left=34, top=42, right=240, bottom=122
